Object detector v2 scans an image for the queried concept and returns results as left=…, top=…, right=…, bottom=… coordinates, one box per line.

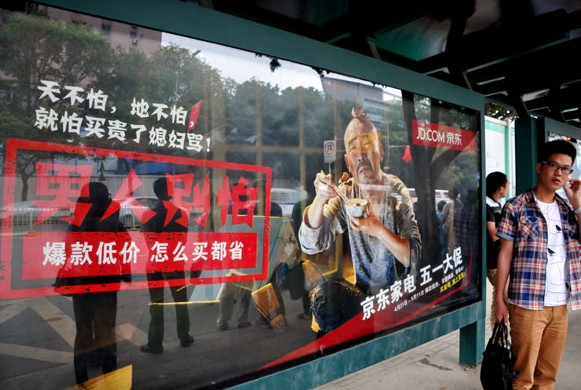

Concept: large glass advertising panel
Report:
left=0, top=4, right=482, bottom=389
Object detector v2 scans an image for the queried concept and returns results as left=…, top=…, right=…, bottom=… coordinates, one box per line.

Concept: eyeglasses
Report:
left=542, top=160, right=574, bottom=175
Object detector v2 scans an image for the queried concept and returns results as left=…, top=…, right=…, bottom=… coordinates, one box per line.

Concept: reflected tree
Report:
left=0, top=11, right=114, bottom=143
left=0, top=10, right=114, bottom=199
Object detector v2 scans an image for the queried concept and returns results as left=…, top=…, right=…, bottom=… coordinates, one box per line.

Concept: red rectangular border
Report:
left=1, top=138, right=272, bottom=298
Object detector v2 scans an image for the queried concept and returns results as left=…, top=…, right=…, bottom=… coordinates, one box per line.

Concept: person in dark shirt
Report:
left=140, top=177, right=194, bottom=353
left=67, top=182, right=131, bottom=384
left=485, top=171, right=509, bottom=328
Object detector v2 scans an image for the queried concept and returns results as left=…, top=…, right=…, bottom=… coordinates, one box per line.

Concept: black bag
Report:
left=480, top=321, right=517, bottom=390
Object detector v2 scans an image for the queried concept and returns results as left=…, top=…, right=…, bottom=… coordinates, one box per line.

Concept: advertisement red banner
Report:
left=0, top=138, right=273, bottom=298
left=412, top=119, right=477, bottom=152
left=21, top=231, right=258, bottom=280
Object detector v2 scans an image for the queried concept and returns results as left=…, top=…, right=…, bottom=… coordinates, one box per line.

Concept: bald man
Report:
left=299, top=108, right=421, bottom=296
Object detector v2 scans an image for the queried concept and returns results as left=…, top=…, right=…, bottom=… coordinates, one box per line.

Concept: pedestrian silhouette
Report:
left=140, top=177, right=194, bottom=353
left=67, top=182, right=131, bottom=384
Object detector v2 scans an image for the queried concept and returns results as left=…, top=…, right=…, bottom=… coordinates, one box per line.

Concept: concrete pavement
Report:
left=2, top=278, right=580, bottom=389
left=314, top=282, right=581, bottom=390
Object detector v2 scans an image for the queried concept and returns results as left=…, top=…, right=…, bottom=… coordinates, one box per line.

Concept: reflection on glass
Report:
left=0, top=4, right=481, bottom=389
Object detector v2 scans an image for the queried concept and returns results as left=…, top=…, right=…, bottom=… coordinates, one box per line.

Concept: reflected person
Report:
left=217, top=193, right=287, bottom=330
left=67, top=182, right=130, bottom=384
left=140, top=177, right=194, bottom=353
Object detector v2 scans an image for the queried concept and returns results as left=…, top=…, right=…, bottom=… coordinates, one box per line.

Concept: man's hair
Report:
left=345, top=107, right=378, bottom=136
left=153, top=177, right=170, bottom=201
left=539, top=139, right=577, bottom=163
left=486, top=171, right=508, bottom=197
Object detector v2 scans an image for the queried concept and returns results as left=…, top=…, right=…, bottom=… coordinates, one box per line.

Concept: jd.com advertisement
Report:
left=0, top=4, right=482, bottom=389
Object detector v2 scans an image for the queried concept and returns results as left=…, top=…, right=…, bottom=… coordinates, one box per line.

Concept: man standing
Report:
left=140, top=177, right=194, bottom=353
left=495, top=139, right=581, bottom=389
left=299, top=108, right=421, bottom=296
left=66, top=182, right=131, bottom=384
left=485, top=171, right=509, bottom=328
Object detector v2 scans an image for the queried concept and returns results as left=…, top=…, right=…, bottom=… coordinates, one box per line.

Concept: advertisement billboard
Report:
left=0, top=4, right=482, bottom=388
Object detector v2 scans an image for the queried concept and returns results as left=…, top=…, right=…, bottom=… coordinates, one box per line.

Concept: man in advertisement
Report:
left=299, top=108, right=422, bottom=333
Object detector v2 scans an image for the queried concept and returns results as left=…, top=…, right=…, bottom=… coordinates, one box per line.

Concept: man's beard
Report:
left=355, top=161, right=375, bottom=182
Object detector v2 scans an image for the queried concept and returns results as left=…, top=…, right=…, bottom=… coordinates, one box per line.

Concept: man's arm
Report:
left=299, top=172, right=345, bottom=255
left=350, top=206, right=413, bottom=266
left=494, top=238, right=513, bottom=325
left=486, top=205, right=499, bottom=241
left=349, top=178, right=420, bottom=269
left=561, top=178, right=581, bottom=240
left=304, top=196, right=328, bottom=229
left=304, top=171, right=339, bottom=229
left=486, top=221, right=499, bottom=241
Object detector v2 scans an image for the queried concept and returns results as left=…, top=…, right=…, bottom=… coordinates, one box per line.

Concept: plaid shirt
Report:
left=497, top=189, right=581, bottom=310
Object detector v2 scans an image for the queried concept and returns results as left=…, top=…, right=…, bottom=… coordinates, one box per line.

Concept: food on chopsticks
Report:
left=339, top=172, right=351, bottom=185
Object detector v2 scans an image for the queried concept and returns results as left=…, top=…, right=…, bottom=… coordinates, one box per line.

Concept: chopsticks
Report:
left=332, top=183, right=349, bottom=202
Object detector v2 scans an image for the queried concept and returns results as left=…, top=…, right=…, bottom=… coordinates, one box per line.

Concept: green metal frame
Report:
left=36, top=1, right=487, bottom=387
left=543, top=117, right=581, bottom=141
left=514, top=117, right=541, bottom=194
